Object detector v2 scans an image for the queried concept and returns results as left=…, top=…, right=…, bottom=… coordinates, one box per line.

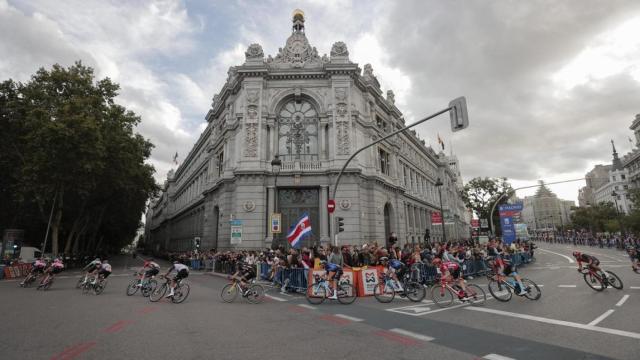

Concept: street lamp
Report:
left=435, top=178, right=447, bottom=243
left=611, top=191, right=625, bottom=237
left=271, top=155, right=282, bottom=244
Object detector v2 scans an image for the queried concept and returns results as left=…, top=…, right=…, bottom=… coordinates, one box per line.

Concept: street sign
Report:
left=271, top=213, right=282, bottom=234
left=448, top=96, right=469, bottom=132
left=230, top=220, right=242, bottom=244
left=327, top=199, right=336, bottom=214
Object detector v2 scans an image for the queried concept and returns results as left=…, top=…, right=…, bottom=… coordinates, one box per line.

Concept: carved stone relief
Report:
left=246, top=89, right=260, bottom=105
left=336, top=103, right=348, bottom=117
left=335, top=87, right=347, bottom=102
left=336, top=120, right=350, bottom=155
left=245, top=123, right=258, bottom=157
left=246, top=105, right=258, bottom=121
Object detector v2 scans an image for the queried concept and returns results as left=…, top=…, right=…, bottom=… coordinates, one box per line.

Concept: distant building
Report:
left=622, top=113, right=640, bottom=190
left=593, top=141, right=633, bottom=214
left=522, top=182, right=574, bottom=231
left=578, top=164, right=611, bottom=207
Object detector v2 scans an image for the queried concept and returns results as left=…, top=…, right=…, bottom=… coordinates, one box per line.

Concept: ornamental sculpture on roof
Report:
left=270, top=9, right=326, bottom=68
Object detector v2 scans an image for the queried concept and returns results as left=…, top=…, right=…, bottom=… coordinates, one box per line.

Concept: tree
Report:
left=570, top=202, right=618, bottom=233
left=460, top=177, right=514, bottom=235
left=0, top=62, right=158, bottom=256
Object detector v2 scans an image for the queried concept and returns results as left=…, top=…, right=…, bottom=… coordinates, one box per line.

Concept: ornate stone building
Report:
left=144, top=11, right=470, bottom=252
left=522, top=182, right=574, bottom=232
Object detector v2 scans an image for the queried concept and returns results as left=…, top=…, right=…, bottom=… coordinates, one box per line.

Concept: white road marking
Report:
left=389, top=328, right=434, bottom=342
left=537, top=248, right=575, bottom=263
left=297, top=304, right=317, bottom=310
left=615, top=294, right=630, bottom=307
left=387, top=296, right=493, bottom=317
left=333, top=314, right=364, bottom=322
left=588, top=309, right=615, bottom=326
left=265, top=294, right=287, bottom=302
left=557, top=285, right=577, bottom=288
left=466, top=307, right=640, bottom=340
left=483, top=354, right=516, bottom=360
left=630, top=286, right=640, bottom=289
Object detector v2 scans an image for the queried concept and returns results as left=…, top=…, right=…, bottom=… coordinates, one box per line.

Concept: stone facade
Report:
left=144, top=11, right=470, bottom=252
left=593, top=141, right=634, bottom=214
left=522, top=182, right=574, bottom=231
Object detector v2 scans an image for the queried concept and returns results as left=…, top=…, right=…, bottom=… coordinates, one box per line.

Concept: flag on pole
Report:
left=173, top=152, right=179, bottom=165
left=437, top=133, right=445, bottom=151
left=287, top=212, right=312, bottom=248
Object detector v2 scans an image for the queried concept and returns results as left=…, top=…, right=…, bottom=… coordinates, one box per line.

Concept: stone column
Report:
left=265, top=186, right=275, bottom=244
left=320, top=185, right=330, bottom=244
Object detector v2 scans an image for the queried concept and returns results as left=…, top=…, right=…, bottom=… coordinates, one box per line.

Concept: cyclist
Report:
left=41, top=258, right=64, bottom=286
left=488, top=254, right=527, bottom=296
left=230, top=260, right=256, bottom=295
left=573, top=251, right=604, bottom=276
left=433, top=257, right=469, bottom=300
left=163, top=261, right=189, bottom=298
left=626, top=246, right=640, bottom=271
left=20, top=257, right=47, bottom=286
left=320, top=260, right=343, bottom=299
left=79, top=258, right=101, bottom=285
left=98, top=259, right=112, bottom=280
left=138, top=258, right=161, bottom=287
left=379, top=257, right=405, bottom=291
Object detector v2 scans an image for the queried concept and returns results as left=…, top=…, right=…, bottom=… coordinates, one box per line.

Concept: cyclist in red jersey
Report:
left=433, top=257, right=468, bottom=299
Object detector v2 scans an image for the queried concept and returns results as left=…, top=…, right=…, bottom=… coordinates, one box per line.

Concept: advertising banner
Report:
left=359, top=268, right=380, bottom=296
left=499, top=203, right=523, bottom=244
left=431, top=212, right=443, bottom=225
left=307, top=269, right=355, bottom=297
left=230, top=220, right=242, bottom=244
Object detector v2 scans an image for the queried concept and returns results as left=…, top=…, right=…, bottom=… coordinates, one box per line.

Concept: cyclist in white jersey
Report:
left=163, top=261, right=189, bottom=297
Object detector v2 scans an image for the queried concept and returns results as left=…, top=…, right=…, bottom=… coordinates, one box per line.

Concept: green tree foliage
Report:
left=570, top=202, right=618, bottom=233
left=460, top=177, right=514, bottom=234
left=0, top=62, right=158, bottom=255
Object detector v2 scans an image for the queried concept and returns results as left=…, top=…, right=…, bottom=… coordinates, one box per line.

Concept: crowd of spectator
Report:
left=532, top=231, right=639, bottom=250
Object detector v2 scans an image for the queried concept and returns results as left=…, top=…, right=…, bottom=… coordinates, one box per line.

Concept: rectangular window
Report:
left=379, top=148, right=390, bottom=175
left=621, top=174, right=626, bottom=180
left=217, top=151, right=224, bottom=176
left=613, top=175, right=617, bottom=181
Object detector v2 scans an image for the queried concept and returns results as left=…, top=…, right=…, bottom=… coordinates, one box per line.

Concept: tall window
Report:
left=278, top=99, right=318, bottom=161
left=379, top=148, right=390, bottom=175
left=217, top=151, right=224, bottom=177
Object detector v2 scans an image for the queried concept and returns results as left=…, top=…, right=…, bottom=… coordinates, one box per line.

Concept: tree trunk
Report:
left=50, top=188, right=64, bottom=256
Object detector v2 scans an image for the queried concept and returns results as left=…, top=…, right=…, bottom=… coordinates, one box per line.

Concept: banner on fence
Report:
left=307, top=269, right=354, bottom=297
left=357, top=267, right=380, bottom=296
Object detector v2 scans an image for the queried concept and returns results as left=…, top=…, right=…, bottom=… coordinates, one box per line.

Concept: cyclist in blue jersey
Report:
left=320, top=260, right=343, bottom=299
left=380, top=257, right=405, bottom=291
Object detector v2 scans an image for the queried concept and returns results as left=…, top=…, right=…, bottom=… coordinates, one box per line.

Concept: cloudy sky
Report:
left=3, top=0, right=640, bottom=202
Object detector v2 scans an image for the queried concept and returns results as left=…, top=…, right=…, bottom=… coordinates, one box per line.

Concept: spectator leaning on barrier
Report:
left=328, top=246, right=343, bottom=267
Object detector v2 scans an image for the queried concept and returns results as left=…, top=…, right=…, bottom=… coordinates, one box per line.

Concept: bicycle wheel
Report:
left=583, top=272, right=605, bottom=291
left=488, top=279, right=512, bottom=302
left=246, top=284, right=265, bottom=304
left=172, top=283, right=190, bottom=304
left=142, top=279, right=157, bottom=297
left=43, top=278, right=53, bottom=290
left=82, top=281, right=92, bottom=295
left=337, top=283, right=356, bottom=304
left=605, top=271, right=623, bottom=290
left=221, top=284, right=239, bottom=303
left=76, top=277, right=85, bottom=289
left=521, top=278, right=541, bottom=300
left=431, top=285, right=454, bottom=307
left=149, top=283, right=167, bottom=302
left=405, top=281, right=426, bottom=302
left=306, top=284, right=326, bottom=305
left=126, top=280, right=139, bottom=296
left=94, top=280, right=107, bottom=295
left=373, top=281, right=395, bottom=303
left=465, top=284, right=486, bottom=306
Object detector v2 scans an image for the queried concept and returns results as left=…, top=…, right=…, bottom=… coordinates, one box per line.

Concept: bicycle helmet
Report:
left=379, top=256, right=389, bottom=262
left=173, top=260, right=180, bottom=264
left=572, top=251, right=581, bottom=258
left=319, top=260, right=327, bottom=265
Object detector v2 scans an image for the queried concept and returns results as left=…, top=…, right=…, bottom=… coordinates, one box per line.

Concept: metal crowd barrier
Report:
left=257, top=263, right=308, bottom=292
left=214, top=260, right=237, bottom=275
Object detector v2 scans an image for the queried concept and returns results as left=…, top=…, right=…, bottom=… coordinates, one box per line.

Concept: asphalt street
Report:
left=1, top=244, right=639, bottom=360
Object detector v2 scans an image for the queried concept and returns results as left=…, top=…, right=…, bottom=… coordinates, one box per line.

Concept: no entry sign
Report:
left=327, top=199, right=336, bottom=214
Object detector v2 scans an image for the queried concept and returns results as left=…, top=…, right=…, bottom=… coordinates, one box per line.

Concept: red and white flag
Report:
left=287, top=212, right=311, bottom=248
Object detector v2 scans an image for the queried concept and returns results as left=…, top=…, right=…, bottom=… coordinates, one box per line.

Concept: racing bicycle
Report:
left=487, top=274, right=541, bottom=302
left=149, top=275, right=190, bottom=304
left=373, top=272, right=426, bottom=303
left=82, top=276, right=107, bottom=295
left=431, top=276, right=486, bottom=307
left=220, top=276, right=265, bottom=304
left=126, top=272, right=157, bottom=297
left=580, top=266, right=623, bottom=291
left=306, top=274, right=356, bottom=305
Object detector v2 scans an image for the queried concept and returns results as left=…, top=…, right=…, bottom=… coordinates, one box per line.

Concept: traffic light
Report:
left=336, top=217, right=345, bottom=233
left=424, top=229, right=430, bottom=241
left=194, top=237, right=201, bottom=249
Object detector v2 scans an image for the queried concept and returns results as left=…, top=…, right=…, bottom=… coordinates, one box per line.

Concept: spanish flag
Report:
left=437, top=133, right=445, bottom=151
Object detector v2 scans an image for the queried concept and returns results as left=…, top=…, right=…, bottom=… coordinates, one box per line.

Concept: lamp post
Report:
left=435, top=178, right=447, bottom=243
left=271, top=155, right=282, bottom=244
left=611, top=190, right=625, bottom=237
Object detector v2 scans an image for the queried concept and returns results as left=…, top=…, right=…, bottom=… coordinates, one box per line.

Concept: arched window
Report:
left=278, top=99, right=318, bottom=161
